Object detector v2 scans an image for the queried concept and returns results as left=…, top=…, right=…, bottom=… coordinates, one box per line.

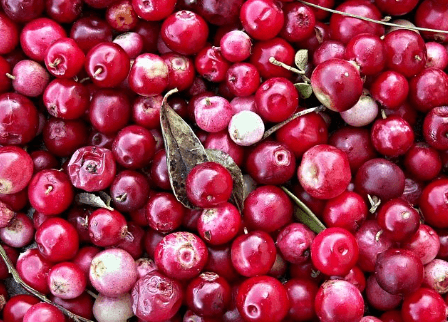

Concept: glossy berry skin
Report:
left=246, top=141, right=296, bottom=185
left=0, top=213, right=34, bottom=248
left=129, top=53, right=169, bottom=97
left=409, top=67, right=448, bottom=114
left=0, top=146, right=34, bottom=195
left=43, top=78, right=89, bottom=120
left=365, top=274, right=402, bottom=311
left=16, top=248, right=52, bottom=294
left=322, top=191, right=367, bottom=233
left=85, top=42, right=130, bottom=88
left=185, top=272, right=231, bottom=317
left=402, top=225, right=440, bottom=266
left=404, top=143, right=442, bottom=182
left=280, top=2, right=315, bottom=42
left=315, top=280, right=364, bottom=322
left=186, top=162, right=233, bottom=208
left=239, top=0, right=284, bottom=41
left=3, top=294, right=40, bottom=322
left=163, top=52, right=195, bottom=91
left=195, top=45, right=230, bottom=83
left=44, top=37, right=85, bottom=78
left=43, top=118, right=89, bottom=158
left=236, top=275, right=290, bottom=322
left=132, top=271, right=183, bottom=322
left=370, top=71, right=409, bottom=110
left=69, top=16, right=113, bottom=54
left=255, top=77, right=298, bottom=123
left=20, top=17, right=67, bottom=62
left=277, top=223, right=315, bottom=265
left=47, top=262, right=86, bottom=299
left=243, top=185, right=293, bottom=233
left=194, top=96, right=233, bottom=133
left=145, top=192, right=185, bottom=233
left=284, top=278, right=318, bottom=322
left=10, top=59, right=50, bottom=98
left=311, top=227, right=359, bottom=276
left=88, top=208, right=128, bottom=247
left=423, top=106, right=448, bottom=151
left=0, top=12, right=19, bottom=54
left=197, top=202, right=241, bottom=245
left=354, top=158, right=405, bottom=201
left=110, top=170, right=150, bottom=213
left=371, top=115, right=414, bottom=157
left=298, top=144, right=351, bottom=200
left=313, top=40, right=346, bottom=66
left=45, top=0, right=83, bottom=24
left=112, top=125, right=156, bottom=169
left=67, top=146, right=117, bottom=192
left=23, top=302, right=65, bottom=322
left=231, top=231, right=276, bottom=277
left=377, top=198, right=420, bottom=242
left=220, top=30, right=252, bottom=62
left=345, top=33, right=385, bottom=76
left=35, top=217, right=79, bottom=262
left=329, top=1, right=384, bottom=44
left=401, top=287, right=447, bottom=322
left=161, top=10, right=209, bottom=55
left=383, top=29, right=426, bottom=78
left=419, top=178, right=448, bottom=229
left=0, top=56, right=11, bottom=93
left=155, top=231, right=208, bottom=280
left=28, top=169, right=74, bottom=216
left=312, top=58, right=363, bottom=112
left=226, top=63, right=260, bottom=97
left=0, top=93, right=39, bottom=145
left=106, top=0, right=138, bottom=32
left=375, top=248, right=424, bottom=295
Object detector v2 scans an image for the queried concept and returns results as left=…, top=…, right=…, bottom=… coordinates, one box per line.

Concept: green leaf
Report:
left=294, top=49, right=309, bottom=71
left=281, top=186, right=326, bottom=234
left=295, top=82, right=313, bottom=99
left=76, top=192, right=114, bottom=211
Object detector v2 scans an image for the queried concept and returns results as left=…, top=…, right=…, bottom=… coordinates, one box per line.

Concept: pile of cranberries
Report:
left=1, top=0, right=448, bottom=321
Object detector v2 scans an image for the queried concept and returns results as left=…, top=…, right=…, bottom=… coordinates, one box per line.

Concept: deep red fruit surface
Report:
left=401, top=288, right=447, bottom=322
left=132, top=271, right=183, bottom=322
left=402, top=224, right=440, bottom=266
left=35, top=217, right=79, bottom=262
left=132, top=0, right=176, bottom=21
left=419, top=178, right=448, bottom=229
left=298, top=144, right=351, bottom=200
left=110, top=170, right=150, bottom=213
left=345, top=33, right=385, bottom=76
left=370, top=71, right=409, bottom=110
left=44, top=37, right=85, bottom=78
left=69, top=16, right=113, bottom=54
left=145, top=192, right=185, bottom=233
left=404, top=143, right=442, bottom=182
left=371, top=115, right=415, bottom=157
left=415, top=0, right=448, bottom=43
left=284, top=278, right=318, bottom=321
left=311, top=227, right=359, bottom=276
left=236, top=275, right=290, bottom=322
left=277, top=223, right=315, bottom=265
left=46, top=0, right=83, bottom=23
left=88, top=208, right=128, bottom=247
left=365, top=274, right=402, bottom=311
left=409, top=68, right=448, bottom=113
left=0, top=146, right=34, bottom=195
left=314, top=280, right=364, bottom=322
left=311, top=58, right=363, bottom=112
left=47, top=262, right=87, bottom=299
left=0, top=12, right=19, bottom=54
left=16, top=248, right=52, bottom=294
left=3, top=294, right=40, bottom=322
left=186, top=162, right=233, bottom=208
left=23, top=302, right=65, bottom=322
left=128, top=53, right=169, bottom=96
left=423, top=106, right=448, bottom=151
left=239, top=0, right=284, bottom=41
left=231, top=231, right=277, bottom=277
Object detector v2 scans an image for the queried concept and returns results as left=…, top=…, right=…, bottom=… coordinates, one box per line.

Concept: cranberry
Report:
left=8, top=59, right=50, bottom=97
left=145, top=192, right=185, bottom=233
left=401, top=288, right=447, bottom=322
left=84, top=0, right=117, bottom=8
left=371, top=115, right=414, bottom=157
left=163, top=52, right=195, bottom=91
left=404, top=143, right=442, bottom=182
left=205, top=131, right=245, bottom=167
left=420, top=178, right=448, bottom=229
left=23, top=302, right=65, bottom=322
left=3, top=294, right=40, bottom=322
left=236, top=275, right=290, bottom=322
left=0, top=146, right=34, bottom=195
left=423, top=106, right=448, bottom=151
left=284, top=278, right=318, bottom=321
left=16, top=248, right=52, bottom=294
left=134, top=20, right=160, bottom=53
left=85, top=42, right=130, bottom=88
left=67, top=146, right=117, bottom=192
left=0, top=57, right=12, bottom=94
left=0, top=200, right=16, bottom=228
left=45, top=0, right=82, bottom=23
left=228, top=110, right=265, bottom=147
left=354, top=158, right=405, bottom=201
left=220, top=30, right=252, bottom=63
left=315, top=280, right=364, bottom=322
left=250, top=37, right=295, bottom=79
left=226, top=63, right=260, bottom=97
left=298, top=144, right=351, bottom=200
left=110, top=170, right=150, bottom=213
left=43, top=118, right=89, bottom=158
left=277, top=223, right=315, bottom=265
left=1, top=0, right=45, bottom=23
left=155, top=231, right=208, bottom=280
left=129, top=53, right=169, bottom=96
left=0, top=244, right=18, bottom=279
left=47, top=261, right=86, bottom=299
left=70, top=16, right=113, bottom=54
left=370, top=71, right=409, bottom=110
left=186, top=162, right=233, bottom=208
left=44, top=37, right=85, bottom=79
left=322, top=191, right=367, bottom=233
left=402, top=224, right=440, bottom=265
left=132, top=0, right=176, bottom=21
left=50, top=292, right=94, bottom=320
left=415, top=0, right=448, bottom=42
left=231, top=230, right=276, bottom=277
left=365, top=274, right=403, bottom=311
left=329, top=0, right=384, bottom=44
left=0, top=188, right=28, bottom=211
left=113, top=32, right=144, bottom=59
left=194, top=96, right=233, bottom=133
left=345, top=33, right=385, bottom=75
left=106, top=0, right=138, bottom=32
left=240, top=0, right=284, bottom=41
left=197, top=202, right=241, bottom=245
left=409, top=68, right=448, bottom=113
left=0, top=12, right=19, bottom=54
left=89, top=89, right=131, bottom=134
left=375, top=248, right=424, bottom=295
left=143, top=229, right=164, bottom=258
left=88, top=208, right=128, bottom=247
left=423, top=259, right=448, bottom=294
left=195, top=45, right=230, bottom=83
left=161, top=10, right=209, bottom=55
left=0, top=93, right=39, bottom=145
left=132, top=271, right=183, bottom=322
left=205, top=244, right=240, bottom=283
left=35, top=217, right=79, bottom=262
left=281, top=2, right=315, bottom=42
left=0, top=213, right=34, bottom=248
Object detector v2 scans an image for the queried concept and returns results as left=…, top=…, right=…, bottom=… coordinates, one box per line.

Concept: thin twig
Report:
left=262, top=105, right=325, bottom=139
left=299, top=0, right=448, bottom=34
left=0, top=245, right=94, bottom=322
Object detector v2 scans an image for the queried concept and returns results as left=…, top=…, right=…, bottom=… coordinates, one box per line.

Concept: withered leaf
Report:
left=206, top=149, right=245, bottom=213
left=294, top=49, right=309, bottom=71
left=75, top=192, right=114, bottom=211
left=295, top=82, right=313, bottom=99
left=281, top=186, right=325, bottom=234
left=160, top=90, right=209, bottom=209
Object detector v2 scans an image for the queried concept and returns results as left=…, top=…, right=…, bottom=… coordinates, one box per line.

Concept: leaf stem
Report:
left=299, top=0, right=448, bottom=34
left=262, top=105, right=325, bottom=140
left=269, top=57, right=305, bottom=75
left=0, top=244, right=94, bottom=322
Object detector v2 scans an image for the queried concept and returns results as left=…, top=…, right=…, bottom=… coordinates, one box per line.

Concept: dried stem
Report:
left=299, top=0, right=448, bottom=34
left=262, top=105, right=325, bottom=140
left=0, top=244, right=94, bottom=322
left=268, top=57, right=305, bottom=75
